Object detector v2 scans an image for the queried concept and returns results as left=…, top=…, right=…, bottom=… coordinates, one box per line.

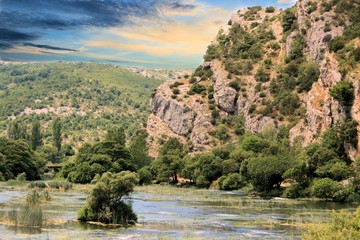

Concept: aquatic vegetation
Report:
left=303, top=207, right=360, bottom=240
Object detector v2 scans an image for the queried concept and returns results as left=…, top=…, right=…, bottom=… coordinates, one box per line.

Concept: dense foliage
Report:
left=0, top=138, right=44, bottom=180
left=77, top=171, right=138, bottom=224
left=303, top=207, right=360, bottom=240
left=0, top=62, right=163, bottom=148
left=61, top=127, right=148, bottom=183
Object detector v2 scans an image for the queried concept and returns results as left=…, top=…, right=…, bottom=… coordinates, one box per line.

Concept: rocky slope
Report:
left=147, top=0, right=360, bottom=158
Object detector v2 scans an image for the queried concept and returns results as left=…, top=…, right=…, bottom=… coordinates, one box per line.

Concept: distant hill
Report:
left=0, top=62, right=179, bottom=148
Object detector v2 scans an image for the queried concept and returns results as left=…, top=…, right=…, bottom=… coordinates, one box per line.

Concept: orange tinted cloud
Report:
left=84, top=5, right=231, bottom=57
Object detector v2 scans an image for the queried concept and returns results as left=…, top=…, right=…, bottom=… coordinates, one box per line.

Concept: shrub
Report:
left=77, top=171, right=139, bottom=225
left=297, top=61, right=320, bottom=92
left=228, top=81, right=240, bottom=91
left=208, top=86, right=214, bottom=99
left=211, top=109, right=220, bottom=119
left=255, top=68, right=270, bottom=82
left=188, top=83, right=207, bottom=95
left=303, top=207, right=360, bottom=240
left=204, top=45, right=221, bottom=61
left=28, top=181, right=46, bottom=189
left=218, top=173, right=244, bottom=190
left=268, top=42, right=280, bottom=50
left=329, top=80, right=354, bottom=107
left=195, top=175, right=210, bottom=188
left=172, top=88, right=180, bottom=94
left=282, top=8, right=296, bottom=32
left=265, top=6, right=275, bottom=13
left=169, top=81, right=183, bottom=89
left=138, top=167, right=152, bottom=185
left=288, top=35, right=306, bottom=61
left=310, top=178, right=342, bottom=199
left=283, top=183, right=308, bottom=198
left=307, top=2, right=318, bottom=14
left=352, top=47, right=360, bottom=62
left=329, top=36, right=346, bottom=52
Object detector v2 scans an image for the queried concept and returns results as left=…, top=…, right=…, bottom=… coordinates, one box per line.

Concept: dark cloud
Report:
left=0, top=0, right=197, bottom=53
left=0, top=28, right=38, bottom=49
left=0, top=0, right=196, bottom=29
left=0, top=28, right=38, bottom=41
left=23, top=43, right=78, bottom=52
left=169, top=2, right=197, bottom=10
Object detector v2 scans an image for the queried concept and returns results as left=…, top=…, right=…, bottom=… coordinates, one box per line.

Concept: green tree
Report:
left=0, top=138, right=43, bottom=180
left=53, top=117, right=62, bottom=151
left=9, top=121, right=28, bottom=141
left=242, top=155, right=292, bottom=192
left=282, top=8, right=296, bottom=32
left=30, top=117, right=42, bottom=150
left=330, top=80, right=355, bottom=107
left=77, top=171, right=139, bottom=224
left=129, top=129, right=150, bottom=170
left=105, top=126, right=126, bottom=145
left=310, top=178, right=342, bottom=199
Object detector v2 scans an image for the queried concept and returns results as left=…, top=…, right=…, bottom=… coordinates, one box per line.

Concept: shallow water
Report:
left=0, top=186, right=357, bottom=240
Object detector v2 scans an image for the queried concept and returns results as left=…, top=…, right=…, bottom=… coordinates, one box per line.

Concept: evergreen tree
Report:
left=105, top=126, right=126, bottom=145
left=53, top=117, right=62, bottom=151
left=10, top=121, right=28, bottom=140
left=30, top=117, right=42, bottom=150
left=129, top=129, right=150, bottom=170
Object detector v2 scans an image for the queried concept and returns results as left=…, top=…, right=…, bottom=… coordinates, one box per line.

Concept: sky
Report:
left=0, top=0, right=296, bottom=68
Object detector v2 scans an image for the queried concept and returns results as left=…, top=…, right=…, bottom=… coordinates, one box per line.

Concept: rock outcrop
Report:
left=151, top=92, right=194, bottom=136
left=147, top=0, right=360, bottom=157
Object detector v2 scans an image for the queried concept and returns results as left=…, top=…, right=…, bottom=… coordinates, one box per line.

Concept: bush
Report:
left=297, top=62, right=320, bottom=92
left=283, top=183, right=308, bottom=198
left=255, top=68, right=270, bottom=82
left=282, top=8, right=296, bottom=32
left=310, top=178, right=342, bottom=199
left=303, top=207, right=360, bottom=240
left=352, top=47, right=360, bottom=62
left=218, top=173, right=244, bottom=190
left=28, top=181, right=46, bottom=189
left=329, top=80, right=354, bottom=107
left=138, top=167, right=152, bottom=185
left=196, top=175, right=210, bottom=188
left=265, top=6, right=275, bottom=13
left=188, top=83, right=207, bottom=95
left=228, top=81, right=240, bottom=91
left=329, top=36, right=346, bottom=52
left=204, top=45, right=221, bottom=61
left=78, top=171, right=139, bottom=225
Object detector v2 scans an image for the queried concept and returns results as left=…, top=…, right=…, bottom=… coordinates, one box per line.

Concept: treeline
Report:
left=60, top=126, right=150, bottom=184
left=0, top=116, right=72, bottom=181
left=147, top=121, right=359, bottom=202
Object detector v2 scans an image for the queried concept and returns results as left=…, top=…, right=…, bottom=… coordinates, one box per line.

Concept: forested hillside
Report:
left=0, top=62, right=164, bottom=148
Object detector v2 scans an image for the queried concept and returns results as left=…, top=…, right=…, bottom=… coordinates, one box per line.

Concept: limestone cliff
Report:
left=147, top=0, right=360, bottom=158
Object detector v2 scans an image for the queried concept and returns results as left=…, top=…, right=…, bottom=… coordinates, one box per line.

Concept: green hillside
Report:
left=0, top=62, right=164, bottom=148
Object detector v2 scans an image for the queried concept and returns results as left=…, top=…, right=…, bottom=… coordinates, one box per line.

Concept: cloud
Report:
left=277, top=0, right=296, bottom=3
left=85, top=5, right=231, bottom=57
left=0, top=28, right=37, bottom=41
left=0, top=0, right=202, bottom=57
left=0, top=0, right=197, bottom=30
left=0, top=28, right=38, bottom=49
left=22, top=43, right=78, bottom=52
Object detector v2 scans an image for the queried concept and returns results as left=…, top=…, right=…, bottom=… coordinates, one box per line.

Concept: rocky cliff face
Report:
left=147, top=0, right=360, bottom=158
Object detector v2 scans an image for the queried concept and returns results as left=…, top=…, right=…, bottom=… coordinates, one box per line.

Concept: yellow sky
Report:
left=84, top=4, right=231, bottom=57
